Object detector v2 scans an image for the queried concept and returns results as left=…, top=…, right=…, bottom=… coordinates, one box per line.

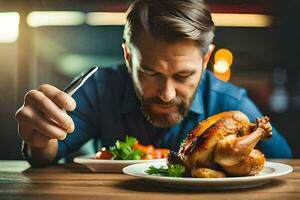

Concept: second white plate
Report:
left=73, top=155, right=166, bottom=172
left=122, top=160, right=293, bottom=190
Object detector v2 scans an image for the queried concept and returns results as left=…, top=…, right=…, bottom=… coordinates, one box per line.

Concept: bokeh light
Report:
left=213, top=48, right=233, bottom=82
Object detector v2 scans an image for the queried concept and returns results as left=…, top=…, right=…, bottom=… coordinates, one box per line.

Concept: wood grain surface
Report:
left=0, top=159, right=299, bottom=200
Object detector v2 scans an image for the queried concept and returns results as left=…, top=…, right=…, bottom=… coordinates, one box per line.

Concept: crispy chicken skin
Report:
left=169, top=111, right=272, bottom=178
left=191, top=167, right=226, bottom=178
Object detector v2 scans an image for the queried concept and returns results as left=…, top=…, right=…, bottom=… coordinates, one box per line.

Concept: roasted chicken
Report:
left=168, top=111, right=272, bottom=178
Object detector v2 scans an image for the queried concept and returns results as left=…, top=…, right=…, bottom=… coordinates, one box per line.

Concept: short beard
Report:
left=132, top=73, right=202, bottom=128
left=140, top=96, right=188, bottom=128
left=131, top=75, right=200, bottom=128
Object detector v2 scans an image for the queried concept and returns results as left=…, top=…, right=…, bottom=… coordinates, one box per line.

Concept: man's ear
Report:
left=122, top=42, right=132, bottom=73
left=203, top=44, right=215, bottom=69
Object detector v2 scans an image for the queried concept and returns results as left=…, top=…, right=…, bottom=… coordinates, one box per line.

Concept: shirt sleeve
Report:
left=54, top=73, right=101, bottom=162
left=233, top=90, right=293, bottom=158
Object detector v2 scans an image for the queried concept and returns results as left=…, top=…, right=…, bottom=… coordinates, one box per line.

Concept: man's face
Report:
left=124, top=33, right=212, bottom=127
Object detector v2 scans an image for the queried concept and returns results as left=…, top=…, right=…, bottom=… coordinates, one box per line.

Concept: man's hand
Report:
left=15, top=84, right=76, bottom=148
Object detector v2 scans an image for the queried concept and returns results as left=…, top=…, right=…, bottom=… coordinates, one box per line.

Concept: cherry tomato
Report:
left=95, top=150, right=113, bottom=159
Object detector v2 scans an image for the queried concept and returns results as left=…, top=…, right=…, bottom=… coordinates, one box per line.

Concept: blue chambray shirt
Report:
left=56, top=64, right=292, bottom=161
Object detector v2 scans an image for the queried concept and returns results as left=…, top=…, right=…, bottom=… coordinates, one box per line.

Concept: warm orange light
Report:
left=214, top=68, right=231, bottom=82
left=212, top=14, right=273, bottom=27
left=213, top=60, right=230, bottom=73
left=214, top=48, right=233, bottom=66
left=213, top=48, right=233, bottom=82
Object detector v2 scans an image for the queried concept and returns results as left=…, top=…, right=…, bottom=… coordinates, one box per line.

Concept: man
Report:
left=15, top=0, right=292, bottom=166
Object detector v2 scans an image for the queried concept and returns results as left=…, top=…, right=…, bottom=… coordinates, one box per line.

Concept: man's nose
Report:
left=159, top=79, right=176, bottom=102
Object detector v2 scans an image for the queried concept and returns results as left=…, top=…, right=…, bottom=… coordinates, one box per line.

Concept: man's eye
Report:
left=175, top=73, right=194, bottom=79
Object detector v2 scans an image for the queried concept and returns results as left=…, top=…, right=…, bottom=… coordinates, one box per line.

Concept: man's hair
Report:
left=123, top=0, right=215, bottom=54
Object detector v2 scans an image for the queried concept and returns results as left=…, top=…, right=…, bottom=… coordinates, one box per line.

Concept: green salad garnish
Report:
left=109, top=136, right=143, bottom=160
left=145, top=164, right=186, bottom=177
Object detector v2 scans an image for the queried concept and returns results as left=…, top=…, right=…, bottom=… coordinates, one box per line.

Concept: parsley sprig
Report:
left=145, top=164, right=186, bottom=177
left=109, top=136, right=143, bottom=160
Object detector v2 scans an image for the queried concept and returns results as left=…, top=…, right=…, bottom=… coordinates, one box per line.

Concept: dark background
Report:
left=0, top=0, right=299, bottom=159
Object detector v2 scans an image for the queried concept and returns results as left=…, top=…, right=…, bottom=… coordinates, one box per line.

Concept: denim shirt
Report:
left=56, top=64, right=292, bottom=161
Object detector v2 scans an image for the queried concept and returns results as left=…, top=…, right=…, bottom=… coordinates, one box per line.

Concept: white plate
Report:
left=73, top=155, right=166, bottom=172
left=122, top=160, right=293, bottom=190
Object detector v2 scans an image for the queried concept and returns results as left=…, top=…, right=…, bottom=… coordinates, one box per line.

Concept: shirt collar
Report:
left=121, top=70, right=207, bottom=115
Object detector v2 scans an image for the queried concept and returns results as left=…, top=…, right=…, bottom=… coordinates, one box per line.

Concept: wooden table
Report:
left=0, top=159, right=299, bottom=200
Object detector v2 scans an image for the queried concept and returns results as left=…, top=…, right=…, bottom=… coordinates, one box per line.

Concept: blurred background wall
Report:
left=0, top=0, right=299, bottom=159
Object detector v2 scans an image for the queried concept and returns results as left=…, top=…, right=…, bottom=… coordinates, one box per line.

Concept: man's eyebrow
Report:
left=176, top=70, right=195, bottom=74
left=140, top=65, right=196, bottom=73
left=140, top=65, right=155, bottom=71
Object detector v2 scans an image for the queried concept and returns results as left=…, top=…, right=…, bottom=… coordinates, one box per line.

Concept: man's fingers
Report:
left=16, top=106, right=67, bottom=140
left=19, top=123, right=50, bottom=148
left=38, top=84, right=76, bottom=112
left=24, top=90, right=74, bottom=133
left=31, top=131, right=50, bottom=148
left=15, top=83, right=76, bottom=149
